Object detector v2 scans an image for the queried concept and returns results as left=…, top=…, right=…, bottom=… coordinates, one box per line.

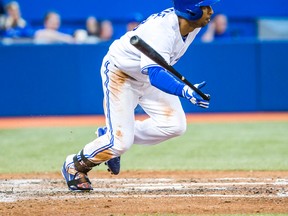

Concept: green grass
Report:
left=0, top=122, right=287, bottom=173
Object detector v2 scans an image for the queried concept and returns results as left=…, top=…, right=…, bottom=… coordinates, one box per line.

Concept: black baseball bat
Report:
left=130, top=35, right=210, bottom=101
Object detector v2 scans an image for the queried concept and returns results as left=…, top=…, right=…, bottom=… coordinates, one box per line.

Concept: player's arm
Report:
left=147, top=66, right=209, bottom=108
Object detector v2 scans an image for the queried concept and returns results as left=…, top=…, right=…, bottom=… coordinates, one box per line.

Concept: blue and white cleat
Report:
left=61, top=161, right=93, bottom=191
left=106, top=156, right=121, bottom=175
left=97, top=127, right=121, bottom=175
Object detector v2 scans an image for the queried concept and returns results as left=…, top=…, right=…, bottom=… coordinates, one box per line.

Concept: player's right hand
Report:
left=182, top=82, right=210, bottom=109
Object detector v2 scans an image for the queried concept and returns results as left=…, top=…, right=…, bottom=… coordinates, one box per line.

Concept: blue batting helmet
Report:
left=173, top=0, right=220, bottom=21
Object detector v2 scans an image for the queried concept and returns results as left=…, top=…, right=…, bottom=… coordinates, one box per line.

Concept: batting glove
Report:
left=182, top=81, right=210, bottom=108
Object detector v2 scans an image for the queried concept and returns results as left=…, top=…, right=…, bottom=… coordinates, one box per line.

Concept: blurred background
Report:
left=0, top=0, right=288, bottom=116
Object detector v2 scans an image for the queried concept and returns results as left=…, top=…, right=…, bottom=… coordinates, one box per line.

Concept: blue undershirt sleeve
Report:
left=147, top=66, right=185, bottom=97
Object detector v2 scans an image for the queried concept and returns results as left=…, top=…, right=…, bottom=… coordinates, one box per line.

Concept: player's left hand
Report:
left=182, top=81, right=210, bottom=108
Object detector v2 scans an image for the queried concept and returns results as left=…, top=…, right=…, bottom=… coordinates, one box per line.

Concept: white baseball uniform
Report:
left=67, top=8, right=202, bottom=165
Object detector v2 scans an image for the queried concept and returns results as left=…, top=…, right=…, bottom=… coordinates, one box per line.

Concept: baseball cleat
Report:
left=97, top=126, right=121, bottom=175
left=105, top=156, right=121, bottom=175
left=61, top=162, right=93, bottom=191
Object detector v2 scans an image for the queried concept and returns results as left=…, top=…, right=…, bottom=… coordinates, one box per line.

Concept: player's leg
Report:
left=81, top=63, right=141, bottom=162
left=62, top=57, right=139, bottom=190
left=96, top=126, right=121, bottom=175
left=134, top=85, right=187, bottom=145
left=94, top=86, right=186, bottom=178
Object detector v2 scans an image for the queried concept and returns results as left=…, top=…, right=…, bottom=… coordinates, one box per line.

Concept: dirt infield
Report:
left=0, top=113, right=288, bottom=215
left=0, top=171, right=288, bottom=215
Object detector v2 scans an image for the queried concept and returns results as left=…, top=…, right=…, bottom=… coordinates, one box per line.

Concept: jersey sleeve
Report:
left=132, top=9, right=177, bottom=74
left=147, top=66, right=185, bottom=97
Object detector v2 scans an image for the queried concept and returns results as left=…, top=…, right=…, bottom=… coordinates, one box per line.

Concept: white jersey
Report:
left=64, top=5, right=213, bottom=191
left=108, top=8, right=201, bottom=82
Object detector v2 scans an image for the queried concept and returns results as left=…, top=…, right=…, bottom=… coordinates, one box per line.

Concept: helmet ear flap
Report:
left=186, top=9, right=196, bottom=16
left=186, top=7, right=203, bottom=20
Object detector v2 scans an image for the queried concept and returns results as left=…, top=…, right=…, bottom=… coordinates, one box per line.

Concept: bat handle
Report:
left=195, top=88, right=210, bottom=101
left=186, top=79, right=210, bottom=101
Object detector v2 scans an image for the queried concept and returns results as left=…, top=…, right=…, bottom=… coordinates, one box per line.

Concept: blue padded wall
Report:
left=0, top=41, right=288, bottom=116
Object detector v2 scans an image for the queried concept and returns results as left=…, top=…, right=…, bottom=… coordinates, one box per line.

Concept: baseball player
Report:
left=62, top=0, right=220, bottom=191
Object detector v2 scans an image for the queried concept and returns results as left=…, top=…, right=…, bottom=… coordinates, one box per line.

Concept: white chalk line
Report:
left=2, top=178, right=288, bottom=185
left=52, top=193, right=288, bottom=200
left=1, top=177, right=288, bottom=203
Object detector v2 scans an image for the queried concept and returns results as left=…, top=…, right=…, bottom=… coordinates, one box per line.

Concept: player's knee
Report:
left=163, top=115, right=187, bottom=137
left=113, top=131, right=134, bottom=154
left=115, top=145, right=130, bottom=155
left=174, top=111, right=187, bottom=135
left=172, top=118, right=187, bottom=136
